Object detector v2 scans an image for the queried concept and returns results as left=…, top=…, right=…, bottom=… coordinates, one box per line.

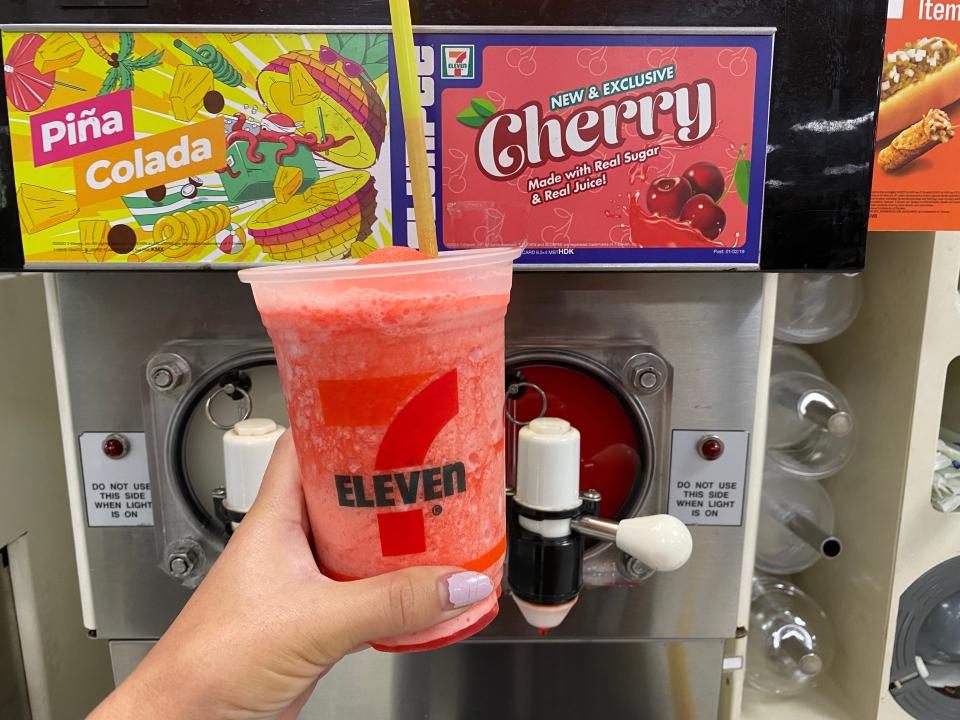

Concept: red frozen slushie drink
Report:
left=240, top=246, right=520, bottom=651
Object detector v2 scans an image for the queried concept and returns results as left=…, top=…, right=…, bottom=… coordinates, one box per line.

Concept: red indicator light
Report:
left=698, top=436, right=724, bottom=461
left=102, top=435, right=128, bottom=459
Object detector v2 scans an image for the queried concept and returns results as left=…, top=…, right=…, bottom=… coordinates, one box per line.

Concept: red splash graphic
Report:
left=626, top=194, right=735, bottom=249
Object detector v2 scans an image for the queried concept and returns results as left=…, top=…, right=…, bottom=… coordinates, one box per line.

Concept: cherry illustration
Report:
left=682, top=162, right=725, bottom=202
left=680, top=194, right=726, bottom=240
left=646, top=176, right=693, bottom=219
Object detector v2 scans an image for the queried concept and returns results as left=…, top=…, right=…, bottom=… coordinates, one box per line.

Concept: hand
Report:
left=89, top=433, right=494, bottom=719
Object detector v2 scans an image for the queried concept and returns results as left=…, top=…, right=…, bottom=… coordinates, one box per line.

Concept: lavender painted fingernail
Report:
left=444, top=571, right=494, bottom=609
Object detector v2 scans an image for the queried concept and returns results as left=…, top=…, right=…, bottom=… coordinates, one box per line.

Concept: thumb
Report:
left=323, top=567, right=495, bottom=651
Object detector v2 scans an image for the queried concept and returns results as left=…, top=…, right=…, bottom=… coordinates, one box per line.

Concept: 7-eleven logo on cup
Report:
left=441, top=45, right=475, bottom=79
left=320, top=370, right=462, bottom=557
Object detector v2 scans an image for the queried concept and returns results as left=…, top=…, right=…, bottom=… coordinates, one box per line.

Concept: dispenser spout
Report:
left=508, top=416, right=694, bottom=632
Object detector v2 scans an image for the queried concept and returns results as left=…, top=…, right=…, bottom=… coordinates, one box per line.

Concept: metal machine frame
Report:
left=47, top=269, right=763, bottom=718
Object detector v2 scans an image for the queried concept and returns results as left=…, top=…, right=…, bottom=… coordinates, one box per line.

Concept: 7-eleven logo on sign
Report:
left=441, top=45, right=475, bottom=79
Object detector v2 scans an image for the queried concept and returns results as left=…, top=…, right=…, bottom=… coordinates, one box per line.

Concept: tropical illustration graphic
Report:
left=2, top=31, right=392, bottom=264
left=3, top=33, right=86, bottom=112
left=85, top=32, right=165, bottom=95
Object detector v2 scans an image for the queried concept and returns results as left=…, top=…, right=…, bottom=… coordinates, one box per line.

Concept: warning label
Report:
left=668, top=430, right=748, bottom=526
left=79, top=432, right=154, bottom=527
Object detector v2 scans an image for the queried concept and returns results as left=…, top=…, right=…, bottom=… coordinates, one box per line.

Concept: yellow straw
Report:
left=389, top=0, right=439, bottom=257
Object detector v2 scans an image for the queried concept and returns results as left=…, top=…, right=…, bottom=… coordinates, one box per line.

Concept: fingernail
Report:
left=443, top=571, right=494, bottom=609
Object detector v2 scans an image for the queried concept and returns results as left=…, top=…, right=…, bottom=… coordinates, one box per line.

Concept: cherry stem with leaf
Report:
left=717, top=144, right=747, bottom=204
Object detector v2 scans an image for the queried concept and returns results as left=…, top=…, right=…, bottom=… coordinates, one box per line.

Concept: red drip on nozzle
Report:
left=538, top=627, right=549, bottom=636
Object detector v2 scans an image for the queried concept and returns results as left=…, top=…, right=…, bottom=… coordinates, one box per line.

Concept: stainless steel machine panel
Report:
left=58, top=270, right=760, bottom=719
left=57, top=271, right=761, bottom=641
left=111, top=638, right=727, bottom=720
left=503, top=273, right=761, bottom=638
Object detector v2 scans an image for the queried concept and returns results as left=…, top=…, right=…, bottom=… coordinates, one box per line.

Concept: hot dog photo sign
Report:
left=1, top=29, right=774, bottom=267
left=871, top=1, right=960, bottom=230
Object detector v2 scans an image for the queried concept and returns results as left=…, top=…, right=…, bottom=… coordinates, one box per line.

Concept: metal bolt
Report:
left=146, top=353, right=190, bottom=393
left=150, top=367, right=174, bottom=390
left=638, top=370, right=658, bottom=389
left=624, top=353, right=669, bottom=395
left=631, top=366, right=662, bottom=393
left=168, top=553, right=194, bottom=578
left=581, top=489, right=602, bottom=503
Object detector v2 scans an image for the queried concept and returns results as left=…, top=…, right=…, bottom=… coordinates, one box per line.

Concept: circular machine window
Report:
left=175, top=360, right=289, bottom=527
left=890, top=556, right=960, bottom=717
left=505, top=352, right=651, bottom=521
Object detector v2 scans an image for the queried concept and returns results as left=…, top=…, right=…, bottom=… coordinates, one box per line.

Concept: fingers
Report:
left=319, top=567, right=495, bottom=651
left=243, top=432, right=306, bottom=528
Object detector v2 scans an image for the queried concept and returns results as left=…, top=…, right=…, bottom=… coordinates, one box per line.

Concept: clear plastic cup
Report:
left=774, top=273, right=862, bottom=344
left=755, top=468, right=839, bottom=575
left=748, top=575, right=835, bottom=697
left=240, top=247, right=521, bottom=652
left=771, top=342, right=824, bottom=379
left=766, top=371, right=857, bottom=480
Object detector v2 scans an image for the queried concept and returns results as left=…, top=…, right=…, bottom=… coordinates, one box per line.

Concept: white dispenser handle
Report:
left=614, top=515, right=693, bottom=572
left=570, top=513, right=693, bottom=572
